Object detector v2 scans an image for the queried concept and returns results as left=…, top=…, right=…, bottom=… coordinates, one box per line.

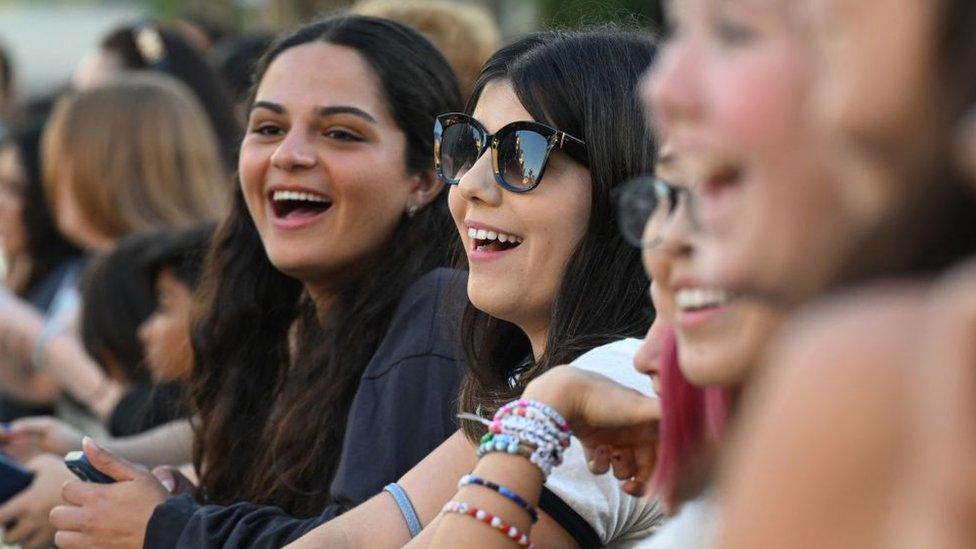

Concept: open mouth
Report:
left=467, top=227, right=523, bottom=253
left=675, top=287, right=732, bottom=312
left=269, top=190, right=332, bottom=220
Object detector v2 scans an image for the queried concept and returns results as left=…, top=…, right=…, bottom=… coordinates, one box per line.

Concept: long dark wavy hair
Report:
left=458, top=29, right=658, bottom=440
left=189, top=15, right=462, bottom=516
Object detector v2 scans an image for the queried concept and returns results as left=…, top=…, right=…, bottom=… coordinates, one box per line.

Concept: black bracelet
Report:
left=458, top=474, right=540, bottom=523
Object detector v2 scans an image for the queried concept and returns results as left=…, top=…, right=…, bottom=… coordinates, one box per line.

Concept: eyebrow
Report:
left=250, top=101, right=377, bottom=124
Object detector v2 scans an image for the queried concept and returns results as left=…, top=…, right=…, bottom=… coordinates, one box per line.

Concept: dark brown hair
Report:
left=190, top=15, right=462, bottom=516
left=458, top=28, right=658, bottom=440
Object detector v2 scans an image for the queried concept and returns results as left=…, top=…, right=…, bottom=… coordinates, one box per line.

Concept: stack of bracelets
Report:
left=446, top=399, right=574, bottom=548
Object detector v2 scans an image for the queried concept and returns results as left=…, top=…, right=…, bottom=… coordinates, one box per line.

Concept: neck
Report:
left=522, top=321, right=549, bottom=362
left=304, top=282, right=336, bottom=317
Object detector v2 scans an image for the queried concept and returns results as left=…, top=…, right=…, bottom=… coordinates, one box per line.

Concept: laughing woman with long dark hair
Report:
left=47, top=16, right=468, bottom=549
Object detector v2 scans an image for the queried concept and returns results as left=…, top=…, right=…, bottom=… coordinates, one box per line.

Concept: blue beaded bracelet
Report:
left=458, top=474, right=539, bottom=523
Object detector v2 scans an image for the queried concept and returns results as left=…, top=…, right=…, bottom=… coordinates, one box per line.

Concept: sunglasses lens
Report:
left=616, top=178, right=677, bottom=247
left=497, top=129, right=550, bottom=191
left=438, top=122, right=482, bottom=183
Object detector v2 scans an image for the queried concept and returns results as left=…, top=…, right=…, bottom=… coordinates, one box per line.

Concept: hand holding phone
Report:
left=64, top=450, right=115, bottom=484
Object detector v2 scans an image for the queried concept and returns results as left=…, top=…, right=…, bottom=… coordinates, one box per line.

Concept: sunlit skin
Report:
left=448, top=80, right=591, bottom=356
left=137, top=269, right=194, bottom=382
left=802, top=0, right=942, bottom=264
left=241, top=42, right=438, bottom=305
left=640, top=145, right=782, bottom=386
left=645, top=0, right=851, bottom=305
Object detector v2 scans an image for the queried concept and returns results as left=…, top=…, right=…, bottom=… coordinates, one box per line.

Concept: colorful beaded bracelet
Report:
left=442, top=501, right=535, bottom=548
left=458, top=474, right=539, bottom=523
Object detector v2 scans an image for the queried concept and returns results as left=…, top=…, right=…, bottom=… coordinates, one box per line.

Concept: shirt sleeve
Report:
left=143, top=355, right=466, bottom=549
left=144, top=495, right=340, bottom=549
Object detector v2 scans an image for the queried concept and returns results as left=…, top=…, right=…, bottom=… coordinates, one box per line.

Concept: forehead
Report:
left=471, top=80, right=535, bottom=134
left=255, top=42, right=392, bottom=123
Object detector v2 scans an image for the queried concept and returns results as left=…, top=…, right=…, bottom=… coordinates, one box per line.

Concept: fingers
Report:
left=9, top=416, right=54, bottom=435
left=53, top=530, right=87, bottom=549
left=61, top=480, right=99, bottom=506
left=3, top=512, right=38, bottom=546
left=25, top=530, right=54, bottom=549
left=621, top=442, right=657, bottom=497
left=610, top=447, right=637, bottom=480
left=586, top=446, right=611, bottom=475
left=49, top=505, right=86, bottom=531
left=0, top=492, right=25, bottom=527
left=151, top=466, right=177, bottom=493
left=83, top=437, right=141, bottom=481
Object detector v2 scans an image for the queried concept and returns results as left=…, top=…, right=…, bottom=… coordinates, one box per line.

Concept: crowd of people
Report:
left=0, top=0, right=973, bottom=547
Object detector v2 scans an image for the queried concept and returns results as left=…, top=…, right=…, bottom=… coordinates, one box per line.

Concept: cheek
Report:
left=331, top=159, right=409, bottom=244
left=238, top=145, right=267, bottom=220
left=448, top=186, right=466, bottom=230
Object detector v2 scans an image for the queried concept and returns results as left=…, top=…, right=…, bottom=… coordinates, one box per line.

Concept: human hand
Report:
left=0, top=416, right=85, bottom=463
left=523, top=366, right=660, bottom=496
left=151, top=465, right=196, bottom=497
left=51, top=438, right=171, bottom=549
left=0, top=453, right=75, bottom=549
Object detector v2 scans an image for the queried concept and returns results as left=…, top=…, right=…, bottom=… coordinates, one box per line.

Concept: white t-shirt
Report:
left=626, top=496, right=719, bottom=549
left=545, top=338, right=664, bottom=545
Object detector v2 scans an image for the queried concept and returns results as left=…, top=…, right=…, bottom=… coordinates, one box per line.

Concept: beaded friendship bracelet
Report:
left=458, top=474, right=539, bottom=523
left=442, top=501, right=534, bottom=548
left=460, top=399, right=575, bottom=478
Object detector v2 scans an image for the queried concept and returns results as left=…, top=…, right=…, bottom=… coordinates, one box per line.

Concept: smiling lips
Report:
left=467, top=227, right=524, bottom=253
left=267, top=189, right=332, bottom=229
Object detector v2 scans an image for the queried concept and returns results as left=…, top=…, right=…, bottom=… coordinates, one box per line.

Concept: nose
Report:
left=455, top=149, right=502, bottom=207
left=634, top=317, right=668, bottom=396
left=655, top=200, right=696, bottom=261
left=271, top=128, right=317, bottom=171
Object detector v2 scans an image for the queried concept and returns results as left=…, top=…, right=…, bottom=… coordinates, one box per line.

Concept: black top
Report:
left=144, top=268, right=469, bottom=548
left=109, top=381, right=189, bottom=437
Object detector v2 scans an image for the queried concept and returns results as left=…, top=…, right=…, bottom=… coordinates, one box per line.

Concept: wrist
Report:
left=522, top=367, right=580, bottom=421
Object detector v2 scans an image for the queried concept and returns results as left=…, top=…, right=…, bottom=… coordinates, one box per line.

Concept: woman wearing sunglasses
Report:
left=285, top=29, right=662, bottom=548
left=411, top=138, right=784, bottom=547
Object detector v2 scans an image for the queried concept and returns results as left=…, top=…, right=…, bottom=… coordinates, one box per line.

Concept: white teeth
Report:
left=467, top=227, right=524, bottom=245
left=272, top=190, right=329, bottom=203
left=675, top=288, right=731, bottom=311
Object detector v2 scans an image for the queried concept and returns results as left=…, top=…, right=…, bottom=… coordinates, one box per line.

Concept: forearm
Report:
left=100, top=420, right=193, bottom=468
left=426, top=453, right=544, bottom=549
left=42, top=333, right=123, bottom=419
left=0, top=363, right=60, bottom=403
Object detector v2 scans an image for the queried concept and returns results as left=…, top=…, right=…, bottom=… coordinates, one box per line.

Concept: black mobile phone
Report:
left=64, top=451, right=115, bottom=483
left=0, top=453, right=34, bottom=503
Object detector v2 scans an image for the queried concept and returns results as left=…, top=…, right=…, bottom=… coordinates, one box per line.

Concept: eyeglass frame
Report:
left=433, top=112, right=589, bottom=193
left=614, top=175, right=700, bottom=249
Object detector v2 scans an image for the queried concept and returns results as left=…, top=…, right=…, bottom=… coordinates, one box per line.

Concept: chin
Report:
left=466, top=285, right=519, bottom=322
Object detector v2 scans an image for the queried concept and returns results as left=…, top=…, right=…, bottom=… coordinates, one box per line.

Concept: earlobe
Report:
left=407, top=169, right=445, bottom=212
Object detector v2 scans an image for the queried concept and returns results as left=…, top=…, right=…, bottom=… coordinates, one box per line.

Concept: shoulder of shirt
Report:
left=569, top=338, right=654, bottom=397
left=361, top=268, right=468, bottom=379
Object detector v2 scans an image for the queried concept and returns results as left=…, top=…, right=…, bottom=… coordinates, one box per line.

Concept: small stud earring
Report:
left=407, top=204, right=419, bottom=218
